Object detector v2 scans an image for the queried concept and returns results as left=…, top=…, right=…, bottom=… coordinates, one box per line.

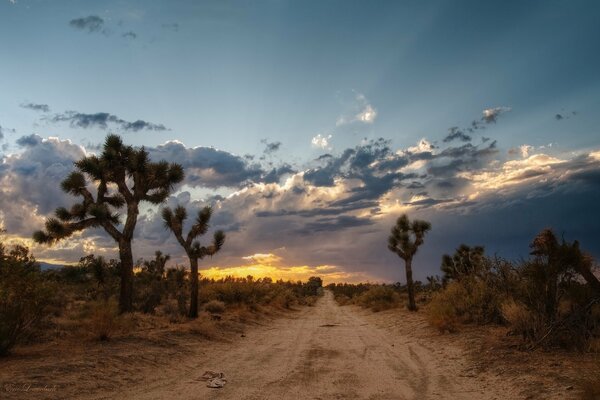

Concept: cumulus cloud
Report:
left=311, top=134, right=332, bottom=149
left=20, top=102, right=50, bottom=113
left=3, top=131, right=599, bottom=283
left=69, top=15, right=105, bottom=33
left=48, top=111, right=168, bottom=132
left=146, top=141, right=266, bottom=188
left=0, top=135, right=86, bottom=237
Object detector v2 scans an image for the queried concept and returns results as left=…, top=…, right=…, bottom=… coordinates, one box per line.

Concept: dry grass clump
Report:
left=204, top=300, right=226, bottom=314
left=85, top=299, right=123, bottom=341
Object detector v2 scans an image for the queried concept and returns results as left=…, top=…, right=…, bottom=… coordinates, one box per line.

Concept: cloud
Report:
left=261, top=139, right=281, bottom=155
left=481, top=106, right=511, bottom=123
left=311, top=134, right=332, bottom=149
left=15, top=134, right=42, bottom=147
left=356, top=104, right=377, bottom=123
left=69, top=15, right=105, bottom=33
left=3, top=131, right=599, bottom=284
left=555, top=111, right=577, bottom=121
left=161, top=23, right=179, bottom=32
left=122, top=31, right=137, bottom=39
left=49, top=111, right=168, bottom=132
left=336, top=92, right=377, bottom=126
left=20, top=102, right=50, bottom=113
left=443, top=127, right=471, bottom=143
left=0, top=136, right=86, bottom=237
left=146, top=140, right=266, bottom=188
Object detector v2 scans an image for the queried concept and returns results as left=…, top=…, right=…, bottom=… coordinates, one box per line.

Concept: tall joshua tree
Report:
left=388, top=214, right=431, bottom=311
left=33, top=134, right=184, bottom=313
left=162, top=205, right=225, bottom=318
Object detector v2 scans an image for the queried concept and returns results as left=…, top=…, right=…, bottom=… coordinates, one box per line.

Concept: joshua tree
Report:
left=441, top=244, right=486, bottom=284
left=33, top=134, right=184, bottom=313
left=388, top=214, right=431, bottom=311
left=162, top=205, right=225, bottom=318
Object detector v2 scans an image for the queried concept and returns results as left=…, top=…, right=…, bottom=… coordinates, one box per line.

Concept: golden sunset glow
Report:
left=201, top=253, right=377, bottom=284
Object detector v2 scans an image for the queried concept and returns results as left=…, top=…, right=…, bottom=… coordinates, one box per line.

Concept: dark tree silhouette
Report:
left=388, top=214, right=431, bottom=311
left=162, top=205, right=225, bottom=318
left=33, top=134, right=184, bottom=313
left=528, top=229, right=600, bottom=320
left=441, top=244, right=486, bottom=284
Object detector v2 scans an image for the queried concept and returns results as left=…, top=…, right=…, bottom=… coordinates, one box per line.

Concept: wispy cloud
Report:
left=20, top=102, right=50, bottom=113
left=161, top=23, right=180, bottom=32
left=443, top=127, right=471, bottom=143
left=69, top=15, right=105, bottom=34
left=121, top=31, right=137, bottom=40
left=48, top=111, right=168, bottom=132
left=482, top=106, right=511, bottom=123
left=336, top=92, right=377, bottom=126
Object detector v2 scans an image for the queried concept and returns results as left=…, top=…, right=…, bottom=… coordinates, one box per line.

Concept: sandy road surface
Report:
left=99, top=291, right=509, bottom=400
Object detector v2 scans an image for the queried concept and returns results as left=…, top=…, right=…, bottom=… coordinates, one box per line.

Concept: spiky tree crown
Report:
left=33, top=134, right=184, bottom=244
left=387, top=214, right=431, bottom=260
left=440, top=244, right=486, bottom=282
left=162, top=205, right=225, bottom=259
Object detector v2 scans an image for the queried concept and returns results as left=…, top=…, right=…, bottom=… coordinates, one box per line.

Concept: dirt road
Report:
left=106, top=291, right=511, bottom=400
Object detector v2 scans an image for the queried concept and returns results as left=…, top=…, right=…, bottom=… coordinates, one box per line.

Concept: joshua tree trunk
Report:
left=118, top=239, right=134, bottom=313
left=189, top=256, right=199, bottom=318
left=405, top=257, right=417, bottom=311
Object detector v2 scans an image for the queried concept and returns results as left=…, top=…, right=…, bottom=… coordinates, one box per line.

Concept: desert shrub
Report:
left=427, top=278, right=505, bottom=333
left=0, top=243, right=57, bottom=355
left=134, top=252, right=170, bottom=314
left=327, top=283, right=371, bottom=304
left=501, top=300, right=544, bottom=342
left=356, top=286, right=400, bottom=312
left=85, top=299, right=121, bottom=341
left=197, top=276, right=322, bottom=309
left=427, top=283, right=467, bottom=332
left=204, top=300, right=226, bottom=314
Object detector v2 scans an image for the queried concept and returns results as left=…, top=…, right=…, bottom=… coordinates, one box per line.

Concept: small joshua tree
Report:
left=388, top=214, right=431, bottom=311
left=162, top=205, right=225, bottom=318
left=33, top=134, right=184, bottom=313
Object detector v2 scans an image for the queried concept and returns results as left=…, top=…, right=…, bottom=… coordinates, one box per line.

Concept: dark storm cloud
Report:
left=147, top=141, right=266, bottom=188
left=69, top=15, right=105, bottom=33
left=443, top=127, right=471, bottom=143
left=16, top=134, right=42, bottom=147
left=0, top=136, right=86, bottom=234
left=49, top=111, right=168, bottom=132
left=20, top=102, right=50, bottom=113
left=298, top=215, right=374, bottom=234
left=262, top=164, right=295, bottom=183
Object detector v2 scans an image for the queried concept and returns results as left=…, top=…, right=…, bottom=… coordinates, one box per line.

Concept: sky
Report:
left=1, top=0, right=599, bottom=283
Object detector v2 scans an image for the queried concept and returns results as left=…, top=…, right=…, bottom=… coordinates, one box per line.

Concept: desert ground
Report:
left=3, top=290, right=590, bottom=400
left=111, top=291, right=514, bottom=400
